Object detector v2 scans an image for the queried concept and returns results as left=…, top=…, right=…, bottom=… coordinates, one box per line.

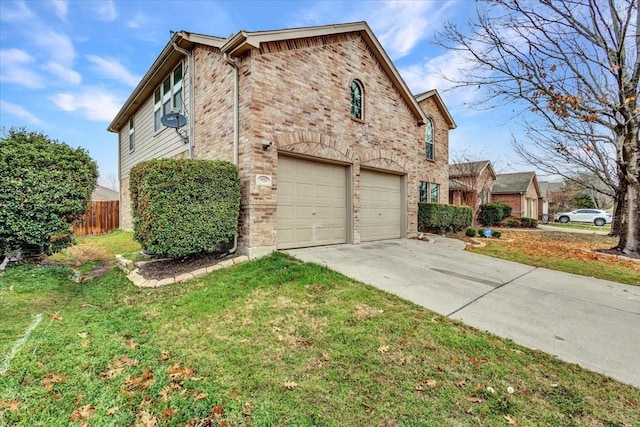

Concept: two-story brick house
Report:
left=108, top=22, right=455, bottom=257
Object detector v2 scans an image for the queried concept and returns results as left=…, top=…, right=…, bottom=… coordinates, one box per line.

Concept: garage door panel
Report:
left=277, top=156, right=347, bottom=249
left=360, top=170, right=402, bottom=242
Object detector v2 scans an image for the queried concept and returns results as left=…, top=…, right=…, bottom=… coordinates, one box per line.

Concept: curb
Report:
left=115, top=253, right=250, bottom=288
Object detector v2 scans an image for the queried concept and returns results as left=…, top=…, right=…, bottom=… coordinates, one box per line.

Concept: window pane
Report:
left=163, top=100, right=171, bottom=115
left=350, top=81, right=362, bottom=119
left=154, top=109, right=161, bottom=132
left=173, top=64, right=182, bottom=84
left=163, top=76, right=171, bottom=95
left=419, top=181, right=428, bottom=203
left=173, top=88, right=183, bottom=112
left=154, top=88, right=161, bottom=104
left=425, top=119, right=434, bottom=160
left=431, top=183, right=439, bottom=203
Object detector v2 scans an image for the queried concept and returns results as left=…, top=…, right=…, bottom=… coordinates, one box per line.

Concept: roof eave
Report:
left=415, top=89, right=456, bottom=129
left=107, top=31, right=225, bottom=133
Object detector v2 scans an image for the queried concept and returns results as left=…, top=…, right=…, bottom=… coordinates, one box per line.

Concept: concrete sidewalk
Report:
left=287, top=237, right=640, bottom=388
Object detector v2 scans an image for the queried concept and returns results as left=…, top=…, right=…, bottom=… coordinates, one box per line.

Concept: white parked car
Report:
left=554, top=209, right=612, bottom=226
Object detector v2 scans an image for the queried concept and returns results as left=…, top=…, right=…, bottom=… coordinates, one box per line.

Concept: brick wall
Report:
left=492, top=194, right=523, bottom=218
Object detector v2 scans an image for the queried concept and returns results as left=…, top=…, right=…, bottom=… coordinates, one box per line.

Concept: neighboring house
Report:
left=492, top=172, right=542, bottom=219
left=538, top=181, right=549, bottom=215
left=448, top=160, right=496, bottom=219
left=108, top=22, right=456, bottom=257
left=91, top=185, right=119, bottom=201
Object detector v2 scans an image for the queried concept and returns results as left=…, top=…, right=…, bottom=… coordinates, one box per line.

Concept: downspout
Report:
left=224, top=52, right=240, bottom=254
left=172, top=42, right=195, bottom=159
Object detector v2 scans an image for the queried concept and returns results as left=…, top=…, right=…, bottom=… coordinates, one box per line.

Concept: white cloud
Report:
left=0, top=100, right=46, bottom=127
left=126, top=10, right=149, bottom=29
left=31, top=29, right=76, bottom=67
left=0, top=0, right=34, bottom=23
left=49, top=86, right=122, bottom=121
left=86, top=55, right=140, bottom=87
left=45, top=61, right=82, bottom=85
left=0, top=48, right=45, bottom=88
left=95, top=0, right=117, bottom=21
left=50, top=0, right=68, bottom=21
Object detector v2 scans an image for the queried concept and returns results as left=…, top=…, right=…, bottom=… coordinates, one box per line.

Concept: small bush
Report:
left=478, top=203, right=512, bottom=226
left=130, top=158, right=241, bottom=257
left=491, top=230, right=502, bottom=238
left=504, top=218, right=521, bottom=228
left=519, top=217, right=538, bottom=228
left=418, top=203, right=473, bottom=233
left=465, top=227, right=477, bottom=237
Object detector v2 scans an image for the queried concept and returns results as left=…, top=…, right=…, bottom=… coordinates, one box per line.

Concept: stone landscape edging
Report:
left=115, top=253, right=249, bottom=288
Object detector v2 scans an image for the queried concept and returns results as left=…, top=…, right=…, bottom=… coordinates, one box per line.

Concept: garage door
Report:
left=277, top=156, right=347, bottom=249
left=360, top=169, right=402, bottom=242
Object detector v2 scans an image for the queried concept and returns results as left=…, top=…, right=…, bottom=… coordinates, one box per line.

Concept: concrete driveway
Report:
left=287, top=236, right=640, bottom=388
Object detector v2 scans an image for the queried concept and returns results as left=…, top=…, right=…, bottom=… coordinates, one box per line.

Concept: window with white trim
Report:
left=153, top=63, right=183, bottom=132
left=419, top=181, right=440, bottom=203
left=425, top=118, right=434, bottom=160
left=128, top=117, right=135, bottom=152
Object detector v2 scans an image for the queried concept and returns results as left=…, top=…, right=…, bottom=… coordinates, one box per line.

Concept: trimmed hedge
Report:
left=478, top=202, right=512, bottom=226
left=1, top=129, right=98, bottom=256
left=130, top=159, right=241, bottom=257
left=418, top=203, right=473, bottom=233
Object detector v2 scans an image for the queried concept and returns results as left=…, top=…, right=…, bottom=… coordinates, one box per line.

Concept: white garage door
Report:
left=360, top=169, right=402, bottom=242
left=277, top=156, right=347, bottom=249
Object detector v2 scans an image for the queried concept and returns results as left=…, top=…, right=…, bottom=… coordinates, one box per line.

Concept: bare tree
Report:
left=98, top=173, right=120, bottom=191
left=438, top=0, right=639, bottom=255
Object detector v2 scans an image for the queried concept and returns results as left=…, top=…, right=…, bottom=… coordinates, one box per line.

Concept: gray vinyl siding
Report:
left=119, top=62, right=191, bottom=179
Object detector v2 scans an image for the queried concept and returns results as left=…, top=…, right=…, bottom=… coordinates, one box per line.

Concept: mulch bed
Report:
left=138, top=252, right=227, bottom=280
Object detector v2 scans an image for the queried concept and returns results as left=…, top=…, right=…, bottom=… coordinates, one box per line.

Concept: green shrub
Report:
left=130, top=158, right=241, bottom=257
left=491, top=230, right=502, bottom=238
left=504, top=218, right=521, bottom=228
left=0, top=128, right=98, bottom=256
left=418, top=203, right=472, bottom=233
left=478, top=202, right=512, bottom=226
left=519, top=217, right=538, bottom=228
left=465, top=227, right=477, bottom=237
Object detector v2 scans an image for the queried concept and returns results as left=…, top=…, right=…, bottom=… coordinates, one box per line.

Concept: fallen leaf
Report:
left=504, top=414, right=520, bottom=426
left=230, top=390, right=238, bottom=399
left=77, top=332, right=88, bottom=339
left=69, top=404, right=95, bottom=421
left=125, top=339, right=140, bottom=350
left=49, top=312, right=64, bottom=322
left=167, top=363, right=194, bottom=381
left=554, top=335, right=565, bottom=341
left=321, top=352, right=331, bottom=361
left=41, top=373, right=67, bottom=391
left=465, top=396, right=484, bottom=404
left=377, top=345, right=389, bottom=354
left=242, top=402, right=254, bottom=416
left=212, top=405, right=224, bottom=415
left=160, top=407, right=176, bottom=419
left=122, top=369, right=154, bottom=392
left=136, top=410, right=158, bottom=427
left=296, top=339, right=313, bottom=347
left=158, top=351, right=170, bottom=361
left=0, top=399, right=19, bottom=411
left=106, top=406, right=120, bottom=415
left=426, top=379, right=437, bottom=388
left=81, top=339, right=91, bottom=347
left=191, top=391, right=208, bottom=401
left=140, top=328, right=149, bottom=335
left=283, top=381, right=298, bottom=389
left=455, top=380, right=467, bottom=387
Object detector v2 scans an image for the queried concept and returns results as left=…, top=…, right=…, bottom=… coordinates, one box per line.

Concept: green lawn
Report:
left=1, top=232, right=638, bottom=426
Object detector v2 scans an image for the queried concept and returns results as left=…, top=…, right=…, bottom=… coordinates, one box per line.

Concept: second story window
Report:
left=154, top=63, right=183, bottom=132
left=350, top=80, right=363, bottom=120
left=425, top=118, right=434, bottom=160
left=128, top=117, right=135, bottom=152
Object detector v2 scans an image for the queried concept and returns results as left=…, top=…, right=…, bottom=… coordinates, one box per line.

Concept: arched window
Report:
left=425, top=118, right=434, bottom=160
left=350, top=80, right=363, bottom=120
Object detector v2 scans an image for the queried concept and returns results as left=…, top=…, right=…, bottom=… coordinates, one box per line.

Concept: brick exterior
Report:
left=116, top=26, right=453, bottom=257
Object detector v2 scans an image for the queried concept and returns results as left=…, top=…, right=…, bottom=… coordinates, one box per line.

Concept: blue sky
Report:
left=0, top=0, right=532, bottom=187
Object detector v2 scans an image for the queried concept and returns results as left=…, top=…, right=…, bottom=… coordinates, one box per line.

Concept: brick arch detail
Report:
left=275, top=131, right=357, bottom=163
left=360, top=149, right=408, bottom=173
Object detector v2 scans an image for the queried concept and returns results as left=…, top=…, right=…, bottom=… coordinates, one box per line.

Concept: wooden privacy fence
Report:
left=74, top=200, right=119, bottom=236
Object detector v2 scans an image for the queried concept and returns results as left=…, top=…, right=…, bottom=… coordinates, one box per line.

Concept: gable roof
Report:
left=109, top=21, right=427, bottom=132
left=449, top=160, right=496, bottom=179
left=493, top=172, right=540, bottom=195
left=92, top=185, right=119, bottom=201
left=415, top=90, right=456, bottom=130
